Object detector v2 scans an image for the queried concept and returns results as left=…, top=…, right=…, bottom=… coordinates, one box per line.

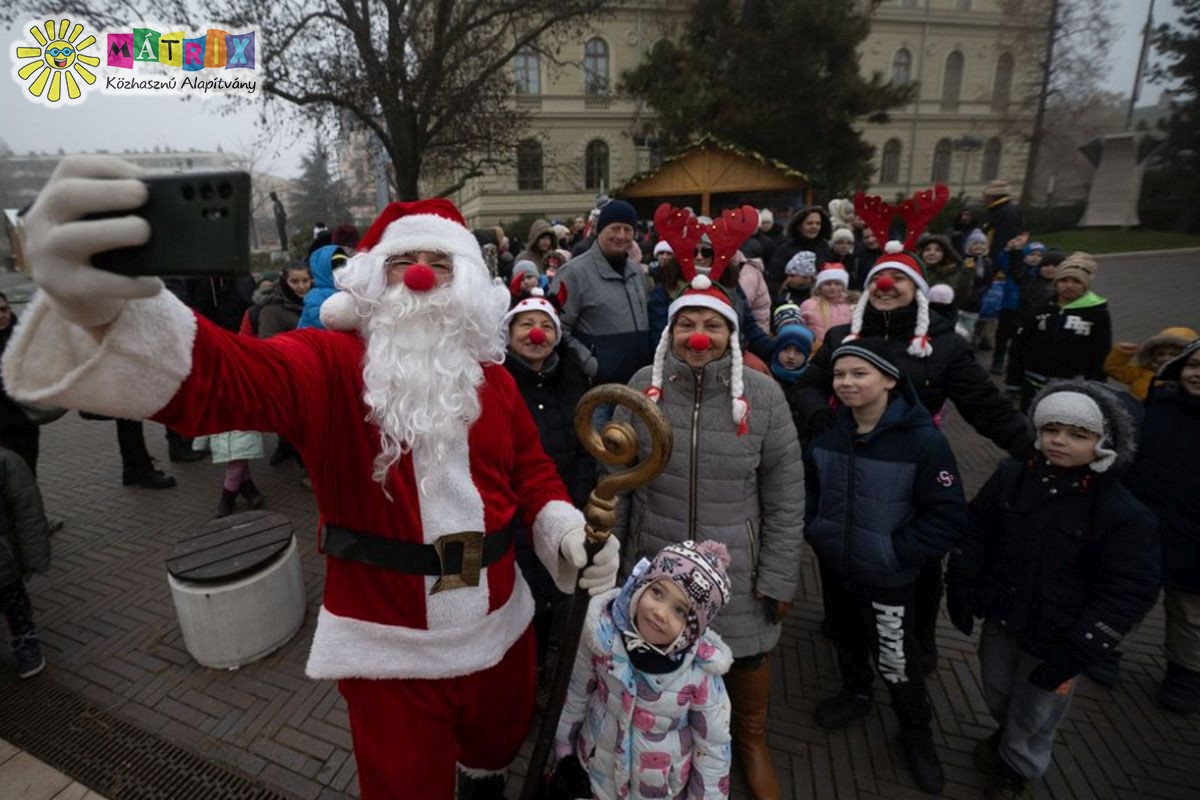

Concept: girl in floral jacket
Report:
left=555, top=540, right=734, bottom=800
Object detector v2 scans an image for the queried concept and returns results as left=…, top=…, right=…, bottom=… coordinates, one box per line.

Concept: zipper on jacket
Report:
left=688, top=369, right=703, bottom=539
left=745, top=520, right=759, bottom=586
left=843, top=439, right=857, bottom=575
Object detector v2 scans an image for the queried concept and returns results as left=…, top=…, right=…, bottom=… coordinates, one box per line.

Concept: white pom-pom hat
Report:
left=501, top=287, right=561, bottom=340
left=843, top=241, right=935, bottom=358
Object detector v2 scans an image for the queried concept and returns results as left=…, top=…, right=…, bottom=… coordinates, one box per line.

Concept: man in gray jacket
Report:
left=548, top=200, right=651, bottom=389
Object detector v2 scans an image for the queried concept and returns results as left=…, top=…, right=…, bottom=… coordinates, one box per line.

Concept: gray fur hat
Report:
left=1029, top=380, right=1137, bottom=473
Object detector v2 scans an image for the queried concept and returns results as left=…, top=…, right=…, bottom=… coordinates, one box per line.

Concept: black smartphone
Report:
left=86, top=170, right=251, bottom=277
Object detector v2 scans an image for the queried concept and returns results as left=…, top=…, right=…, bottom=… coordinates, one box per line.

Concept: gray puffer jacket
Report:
left=614, top=351, right=804, bottom=658
left=0, top=447, right=49, bottom=587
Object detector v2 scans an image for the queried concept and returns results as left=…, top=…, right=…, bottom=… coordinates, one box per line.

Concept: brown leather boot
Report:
left=724, top=656, right=781, bottom=800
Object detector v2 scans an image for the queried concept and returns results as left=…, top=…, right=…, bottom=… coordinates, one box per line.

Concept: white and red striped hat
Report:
left=844, top=241, right=934, bottom=358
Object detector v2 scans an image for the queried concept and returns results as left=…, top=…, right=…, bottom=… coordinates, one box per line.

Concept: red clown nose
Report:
left=527, top=327, right=547, bottom=345
left=403, top=263, right=437, bottom=292
left=874, top=274, right=896, bottom=292
left=687, top=333, right=711, bottom=351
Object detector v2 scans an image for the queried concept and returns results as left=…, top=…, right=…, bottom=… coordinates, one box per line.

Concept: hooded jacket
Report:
left=515, top=218, right=554, bottom=273
left=791, top=303, right=1031, bottom=458
left=917, top=234, right=973, bottom=309
left=803, top=377, right=966, bottom=588
left=949, top=382, right=1159, bottom=665
left=257, top=280, right=308, bottom=339
left=614, top=350, right=804, bottom=658
left=984, top=195, right=1024, bottom=261
left=556, top=588, right=733, bottom=800
left=1103, top=327, right=1198, bottom=401
left=766, top=206, right=833, bottom=296
left=0, top=446, right=49, bottom=587
left=1126, top=341, right=1200, bottom=592
left=298, top=245, right=348, bottom=330
left=1006, top=292, right=1112, bottom=395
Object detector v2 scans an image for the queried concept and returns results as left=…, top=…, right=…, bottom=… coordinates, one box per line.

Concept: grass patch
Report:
left=1038, top=228, right=1200, bottom=254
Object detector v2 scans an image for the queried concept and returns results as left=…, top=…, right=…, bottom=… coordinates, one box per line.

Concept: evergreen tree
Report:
left=621, top=0, right=913, bottom=194
left=1148, top=0, right=1200, bottom=231
left=288, top=140, right=352, bottom=235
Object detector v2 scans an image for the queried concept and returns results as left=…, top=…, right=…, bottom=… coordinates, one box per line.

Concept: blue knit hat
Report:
left=772, top=323, right=814, bottom=361
left=597, top=199, right=638, bottom=235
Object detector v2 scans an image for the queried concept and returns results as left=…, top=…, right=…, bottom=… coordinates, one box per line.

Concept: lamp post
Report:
left=953, top=135, right=983, bottom=197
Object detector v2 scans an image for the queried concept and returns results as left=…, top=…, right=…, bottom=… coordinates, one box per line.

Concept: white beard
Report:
left=360, top=279, right=509, bottom=490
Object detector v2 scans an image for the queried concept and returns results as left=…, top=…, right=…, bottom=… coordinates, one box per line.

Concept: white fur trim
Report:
left=318, top=291, right=360, bottom=332
left=305, top=578, right=535, bottom=680
left=691, top=274, right=712, bottom=291
left=884, top=240, right=905, bottom=254
left=457, top=764, right=506, bottom=778
left=815, top=267, right=850, bottom=288
left=533, top=500, right=586, bottom=594
left=667, top=293, right=739, bottom=329
left=0, top=290, right=196, bottom=419
left=373, top=213, right=483, bottom=264
left=906, top=291, right=933, bottom=358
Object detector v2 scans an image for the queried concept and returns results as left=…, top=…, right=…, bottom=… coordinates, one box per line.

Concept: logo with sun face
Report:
left=13, top=18, right=100, bottom=106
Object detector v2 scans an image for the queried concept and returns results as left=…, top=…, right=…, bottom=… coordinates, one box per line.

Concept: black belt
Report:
left=322, top=521, right=515, bottom=594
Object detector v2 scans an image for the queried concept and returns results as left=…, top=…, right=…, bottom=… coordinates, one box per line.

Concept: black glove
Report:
left=945, top=582, right=980, bottom=637
left=1028, top=642, right=1089, bottom=691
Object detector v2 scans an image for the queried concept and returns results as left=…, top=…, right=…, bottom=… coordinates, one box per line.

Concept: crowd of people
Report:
left=0, top=158, right=1197, bottom=800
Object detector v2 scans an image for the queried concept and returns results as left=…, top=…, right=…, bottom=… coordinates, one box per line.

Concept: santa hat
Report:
left=320, top=199, right=486, bottom=331
left=648, top=203, right=759, bottom=435
left=815, top=263, right=850, bottom=289
left=501, top=288, right=560, bottom=340
left=844, top=241, right=934, bottom=358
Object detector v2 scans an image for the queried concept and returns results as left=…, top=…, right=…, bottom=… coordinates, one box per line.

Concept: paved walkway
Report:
left=0, top=738, right=109, bottom=800
left=0, top=250, right=1197, bottom=799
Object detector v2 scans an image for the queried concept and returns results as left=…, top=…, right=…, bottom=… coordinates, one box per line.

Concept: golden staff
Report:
left=521, top=383, right=673, bottom=799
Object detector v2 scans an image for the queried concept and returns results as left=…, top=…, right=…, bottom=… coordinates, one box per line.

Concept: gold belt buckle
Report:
left=430, top=531, right=485, bottom=594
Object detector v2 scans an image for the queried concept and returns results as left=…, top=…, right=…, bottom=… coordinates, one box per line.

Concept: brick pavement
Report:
left=1, top=250, right=1198, bottom=799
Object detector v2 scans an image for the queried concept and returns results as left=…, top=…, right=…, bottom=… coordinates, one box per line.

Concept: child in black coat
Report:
left=947, top=380, right=1160, bottom=798
left=0, top=445, right=51, bottom=678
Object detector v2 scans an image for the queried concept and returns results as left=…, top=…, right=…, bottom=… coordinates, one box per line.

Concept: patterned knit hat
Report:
left=844, top=242, right=935, bottom=358
left=648, top=203, right=760, bottom=435
left=501, top=287, right=560, bottom=341
left=772, top=303, right=804, bottom=331
left=628, top=540, right=732, bottom=655
left=1054, top=251, right=1098, bottom=290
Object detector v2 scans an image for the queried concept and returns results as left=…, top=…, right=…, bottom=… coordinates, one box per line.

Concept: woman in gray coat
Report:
left=613, top=215, right=803, bottom=800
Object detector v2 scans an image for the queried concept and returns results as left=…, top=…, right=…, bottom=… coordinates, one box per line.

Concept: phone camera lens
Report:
left=200, top=183, right=214, bottom=200
left=218, top=182, right=233, bottom=199
left=181, top=185, right=195, bottom=201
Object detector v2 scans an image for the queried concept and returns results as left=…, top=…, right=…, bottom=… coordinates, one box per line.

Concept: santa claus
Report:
left=3, top=156, right=620, bottom=799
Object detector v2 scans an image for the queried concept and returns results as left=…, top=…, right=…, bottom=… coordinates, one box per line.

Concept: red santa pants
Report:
left=338, top=625, right=536, bottom=799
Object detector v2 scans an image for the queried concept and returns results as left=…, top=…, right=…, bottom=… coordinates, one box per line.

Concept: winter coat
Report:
left=766, top=207, right=833, bottom=296
left=849, top=244, right=880, bottom=292
left=556, top=589, right=733, bottom=800
left=951, top=457, right=1159, bottom=664
left=1126, top=381, right=1200, bottom=593
left=0, top=446, right=49, bottom=587
left=515, top=219, right=554, bottom=273
left=504, top=349, right=594, bottom=508
left=0, top=318, right=36, bottom=434
left=257, top=283, right=306, bottom=340
left=804, top=378, right=966, bottom=588
left=749, top=229, right=780, bottom=271
left=799, top=296, right=853, bottom=346
left=298, top=246, right=348, bottom=330
left=960, top=254, right=996, bottom=313
left=917, top=234, right=974, bottom=309
left=730, top=286, right=775, bottom=363
left=648, top=280, right=686, bottom=347
left=774, top=285, right=811, bottom=313
left=550, top=242, right=651, bottom=386
left=984, top=197, right=1024, bottom=261
left=614, top=351, right=804, bottom=658
left=164, top=276, right=255, bottom=332
left=1103, top=327, right=1198, bottom=401
left=738, top=258, right=772, bottom=331
left=1006, top=293, right=1112, bottom=396
left=791, top=303, right=1031, bottom=457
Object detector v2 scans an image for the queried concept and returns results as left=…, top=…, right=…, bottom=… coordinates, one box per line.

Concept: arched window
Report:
left=981, top=138, right=1002, bottom=182
left=585, top=140, right=609, bottom=190
left=891, top=48, right=912, bottom=85
left=583, top=38, right=609, bottom=95
left=880, top=138, right=903, bottom=184
left=513, top=48, right=540, bottom=95
left=992, top=52, right=1014, bottom=111
left=517, top=140, right=543, bottom=190
left=941, top=51, right=964, bottom=110
left=931, top=138, right=953, bottom=183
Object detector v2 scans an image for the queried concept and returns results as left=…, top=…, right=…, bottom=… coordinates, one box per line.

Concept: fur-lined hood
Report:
left=1028, top=380, right=1137, bottom=472
left=1157, top=338, right=1200, bottom=382
left=1137, top=327, right=1198, bottom=370
left=785, top=205, right=833, bottom=244
left=916, top=233, right=963, bottom=266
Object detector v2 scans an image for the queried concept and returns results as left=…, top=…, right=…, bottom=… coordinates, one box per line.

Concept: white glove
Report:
left=559, top=528, right=621, bottom=595
left=21, top=155, right=162, bottom=328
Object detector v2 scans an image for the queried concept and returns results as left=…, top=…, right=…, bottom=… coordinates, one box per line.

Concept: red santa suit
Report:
left=1, top=199, right=585, bottom=799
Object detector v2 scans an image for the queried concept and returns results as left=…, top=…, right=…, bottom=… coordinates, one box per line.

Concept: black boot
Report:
left=899, top=729, right=945, bottom=794
left=1086, top=650, right=1121, bottom=687
left=1159, top=661, right=1200, bottom=714
left=972, top=729, right=1003, bottom=773
left=216, top=489, right=238, bottom=518
left=168, top=434, right=205, bottom=463
left=239, top=479, right=265, bottom=510
left=814, top=688, right=873, bottom=730
left=123, top=468, right=177, bottom=489
left=456, top=769, right=506, bottom=800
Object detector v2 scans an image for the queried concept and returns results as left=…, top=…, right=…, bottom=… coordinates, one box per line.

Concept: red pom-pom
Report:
left=688, top=333, right=711, bottom=351
left=875, top=274, right=896, bottom=292
left=527, top=327, right=547, bottom=345
left=403, top=263, right=437, bottom=292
